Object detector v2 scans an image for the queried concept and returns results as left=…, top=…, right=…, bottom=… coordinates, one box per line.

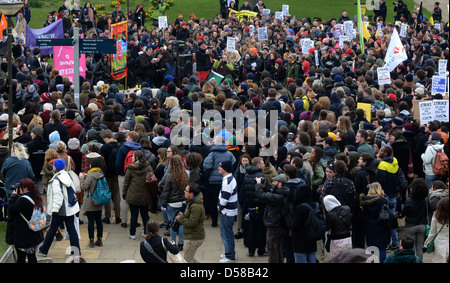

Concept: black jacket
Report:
left=140, top=234, right=179, bottom=263
left=26, top=137, right=50, bottom=180
left=255, top=182, right=289, bottom=228
left=326, top=205, right=352, bottom=240
left=43, top=120, right=70, bottom=145
left=243, top=166, right=265, bottom=210
left=6, top=192, right=44, bottom=248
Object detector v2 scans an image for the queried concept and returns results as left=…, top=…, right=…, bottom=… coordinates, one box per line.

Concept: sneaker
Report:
left=129, top=234, right=136, bottom=240
left=37, top=248, right=47, bottom=257
left=219, top=257, right=235, bottom=263
left=246, top=252, right=254, bottom=257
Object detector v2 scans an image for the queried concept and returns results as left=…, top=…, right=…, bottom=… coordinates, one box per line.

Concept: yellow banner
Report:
left=228, top=9, right=258, bottom=22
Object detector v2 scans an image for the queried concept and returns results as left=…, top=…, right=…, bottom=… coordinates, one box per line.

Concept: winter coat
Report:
left=26, top=137, right=50, bottom=181
left=161, top=172, right=186, bottom=207
left=255, top=182, right=289, bottom=228
left=1, top=156, right=35, bottom=194
left=123, top=161, right=151, bottom=206
left=291, top=201, right=318, bottom=253
left=203, top=144, right=236, bottom=185
left=177, top=192, right=205, bottom=241
left=391, top=140, right=411, bottom=178
left=62, top=119, right=83, bottom=139
left=243, top=165, right=265, bottom=210
left=5, top=192, right=44, bottom=248
left=423, top=216, right=449, bottom=263
left=115, top=141, right=143, bottom=176
left=43, top=120, right=70, bottom=145
left=384, top=249, right=423, bottom=263
left=377, top=156, right=400, bottom=198
left=421, top=141, right=444, bottom=176
left=81, top=169, right=105, bottom=212
left=325, top=205, right=352, bottom=240
left=140, top=234, right=179, bottom=263
left=47, top=170, right=80, bottom=216
left=402, top=198, right=428, bottom=227
left=354, top=166, right=378, bottom=196
left=360, top=194, right=391, bottom=249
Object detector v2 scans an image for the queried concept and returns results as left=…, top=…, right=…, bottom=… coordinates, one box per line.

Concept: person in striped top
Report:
left=218, top=160, right=237, bottom=263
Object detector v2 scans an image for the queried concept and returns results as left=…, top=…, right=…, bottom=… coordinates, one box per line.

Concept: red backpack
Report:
left=432, top=150, right=449, bottom=176
left=123, top=150, right=135, bottom=173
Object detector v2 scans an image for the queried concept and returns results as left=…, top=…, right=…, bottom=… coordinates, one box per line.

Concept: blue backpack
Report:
left=91, top=177, right=111, bottom=206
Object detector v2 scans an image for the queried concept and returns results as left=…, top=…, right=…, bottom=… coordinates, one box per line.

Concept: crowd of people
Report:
left=0, top=0, right=449, bottom=263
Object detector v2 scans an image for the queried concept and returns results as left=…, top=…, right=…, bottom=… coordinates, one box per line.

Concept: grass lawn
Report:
left=24, top=0, right=432, bottom=29
left=0, top=222, right=9, bottom=259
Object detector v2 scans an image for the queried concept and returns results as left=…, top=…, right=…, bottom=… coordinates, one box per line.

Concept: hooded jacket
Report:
left=123, top=161, right=151, bottom=206
left=81, top=169, right=105, bottom=212
left=243, top=165, right=266, bottom=210
left=62, top=118, right=83, bottom=139
left=48, top=170, right=80, bottom=216
left=203, top=143, right=236, bottom=184
left=177, top=192, right=205, bottom=240
left=377, top=156, right=399, bottom=198
left=324, top=195, right=352, bottom=240
left=421, top=141, right=444, bottom=175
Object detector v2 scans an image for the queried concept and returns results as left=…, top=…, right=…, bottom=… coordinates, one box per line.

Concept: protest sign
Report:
left=431, top=75, right=447, bottom=96
left=419, top=101, right=434, bottom=124
left=433, top=100, right=449, bottom=123
left=400, top=23, right=408, bottom=37
left=377, top=67, right=391, bottom=86
left=357, top=103, right=372, bottom=122
left=26, top=20, right=64, bottom=55
left=258, top=27, right=268, bottom=41
left=227, top=37, right=236, bottom=52
left=158, top=16, right=168, bottom=29
left=438, top=59, right=447, bottom=76
left=53, top=46, right=86, bottom=83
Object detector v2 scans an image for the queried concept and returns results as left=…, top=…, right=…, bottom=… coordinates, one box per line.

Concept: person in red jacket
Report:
left=63, top=110, right=83, bottom=139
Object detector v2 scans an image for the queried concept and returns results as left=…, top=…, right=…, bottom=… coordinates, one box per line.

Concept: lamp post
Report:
left=0, top=0, right=23, bottom=150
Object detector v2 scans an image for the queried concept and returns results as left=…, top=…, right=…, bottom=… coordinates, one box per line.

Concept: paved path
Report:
left=414, top=0, right=449, bottom=23
left=36, top=208, right=432, bottom=263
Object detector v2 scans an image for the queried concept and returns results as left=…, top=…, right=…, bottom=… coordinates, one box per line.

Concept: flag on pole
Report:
left=362, top=21, right=371, bottom=41
left=384, top=28, right=407, bottom=72
left=357, top=0, right=364, bottom=53
left=0, top=14, right=7, bottom=41
left=430, top=15, right=434, bottom=26
left=416, top=2, right=423, bottom=32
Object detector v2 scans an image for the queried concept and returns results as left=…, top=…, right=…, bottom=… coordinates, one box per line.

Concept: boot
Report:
left=89, top=238, right=95, bottom=248
left=95, top=237, right=103, bottom=247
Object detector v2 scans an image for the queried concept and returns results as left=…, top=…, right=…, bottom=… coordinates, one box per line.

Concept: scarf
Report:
left=87, top=167, right=102, bottom=174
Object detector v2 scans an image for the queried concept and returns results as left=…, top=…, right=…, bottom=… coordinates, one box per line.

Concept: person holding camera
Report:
left=213, top=54, right=235, bottom=78
left=195, top=41, right=212, bottom=83
left=6, top=178, right=44, bottom=263
left=175, top=183, right=205, bottom=263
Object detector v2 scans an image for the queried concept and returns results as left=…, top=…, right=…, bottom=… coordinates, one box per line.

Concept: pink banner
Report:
left=53, top=46, right=86, bottom=83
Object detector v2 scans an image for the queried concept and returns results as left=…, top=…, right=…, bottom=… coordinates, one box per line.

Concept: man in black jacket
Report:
left=138, top=47, right=157, bottom=87
left=255, top=174, right=289, bottom=263
left=26, top=126, right=49, bottom=192
left=243, top=157, right=266, bottom=257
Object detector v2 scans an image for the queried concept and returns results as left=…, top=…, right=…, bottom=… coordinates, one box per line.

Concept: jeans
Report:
left=166, top=203, right=184, bottom=245
left=40, top=214, right=80, bottom=256
left=129, top=203, right=149, bottom=236
left=86, top=210, right=103, bottom=239
left=387, top=197, right=399, bottom=246
left=219, top=213, right=235, bottom=260
left=294, top=252, right=316, bottom=263
left=425, top=174, right=435, bottom=189
left=158, top=194, right=169, bottom=225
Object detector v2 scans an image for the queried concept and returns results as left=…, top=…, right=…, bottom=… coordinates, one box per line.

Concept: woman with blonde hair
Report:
left=162, top=155, right=188, bottom=250
left=41, top=148, right=59, bottom=191
left=360, top=182, right=392, bottom=262
left=1, top=143, right=35, bottom=196
left=336, top=115, right=356, bottom=145
left=56, top=141, right=75, bottom=171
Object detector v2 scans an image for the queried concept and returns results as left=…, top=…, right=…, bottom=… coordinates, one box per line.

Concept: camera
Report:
left=170, top=211, right=183, bottom=233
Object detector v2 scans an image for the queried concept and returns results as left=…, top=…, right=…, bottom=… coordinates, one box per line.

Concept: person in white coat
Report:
left=38, top=158, right=81, bottom=257
left=421, top=132, right=444, bottom=188
left=424, top=197, right=449, bottom=263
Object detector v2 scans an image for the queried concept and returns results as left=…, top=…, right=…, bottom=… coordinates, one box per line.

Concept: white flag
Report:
left=384, top=29, right=407, bottom=72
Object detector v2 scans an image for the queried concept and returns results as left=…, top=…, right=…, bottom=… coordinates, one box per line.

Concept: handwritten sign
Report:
left=377, top=67, right=391, bottom=86
left=438, top=59, right=447, bottom=76
left=258, top=27, right=268, bottom=41
left=419, top=101, right=434, bottom=124
left=227, top=37, right=236, bottom=52
left=400, top=23, right=408, bottom=37
left=158, top=16, right=168, bottom=29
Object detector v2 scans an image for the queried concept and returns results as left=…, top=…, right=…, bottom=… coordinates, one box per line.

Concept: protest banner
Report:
left=377, top=67, right=391, bottom=86
left=438, top=59, right=447, bottom=76
left=53, top=45, right=86, bottom=83
left=227, top=37, right=236, bottom=52
left=258, top=27, right=268, bottom=41
left=158, top=16, right=168, bottom=29
left=26, top=19, right=64, bottom=55
left=433, top=100, right=449, bottom=123
left=431, top=75, right=447, bottom=96
left=110, top=21, right=128, bottom=80
left=419, top=101, right=434, bottom=125
left=357, top=103, right=371, bottom=122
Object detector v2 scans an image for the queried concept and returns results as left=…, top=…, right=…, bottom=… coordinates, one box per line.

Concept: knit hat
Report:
left=275, top=58, right=283, bottom=65
left=403, top=123, right=415, bottom=132
left=135, top=115, right=145, bottom=124
left=219, top=160, right=233, bottom=173
left=431, top=131, right=442, bottom=141
left=31, top=126, right=44, bottom=138
left=272, top=174, right=287, bottom=184
left=68, top=138, right=80, bottom=150
left=392, top=117, right=404, bottom=127
left=53, top=158, right=66, bottom=170
left=40, top=92, right=51, bottom=102
left=250, top=48, right=258, bottom=54
left=375, top=131, right=386, bottom=143
left=251, top=96, right=261, bottom=107
left=300, top=111, right=311, bottom=120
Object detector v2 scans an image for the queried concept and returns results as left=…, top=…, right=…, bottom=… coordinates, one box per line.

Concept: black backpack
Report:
left=301, top=202, right=327, bottom=241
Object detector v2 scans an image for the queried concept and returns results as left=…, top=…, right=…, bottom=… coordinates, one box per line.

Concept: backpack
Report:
left=20, top=195, right=47, bottom=232
left=124, top=150, right=135, bottom=173
left=56, top=176, right=78, bottom=207
left=301, top=202, right=327, bottom=241
left=91, top=177, right=111, bottom=206
left=378, top=202, right=398, bottom=230
left=432, top=150, right=449, bottom=176
left=282, top=198, right=301, bottom=231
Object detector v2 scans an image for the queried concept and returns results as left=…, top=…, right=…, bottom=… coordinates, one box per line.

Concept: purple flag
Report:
left=26, top=19, right=64, bottom=55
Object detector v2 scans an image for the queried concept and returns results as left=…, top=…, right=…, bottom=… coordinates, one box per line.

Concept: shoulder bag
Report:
left=426, top=224, right=445, bottom=254
left=161, top=238, right=187, bottom=263
left=143, top=240, right=167, bottom=263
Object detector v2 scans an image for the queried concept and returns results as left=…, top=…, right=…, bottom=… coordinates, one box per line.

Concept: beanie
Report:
left=431, top=131, right=442, bottom=141
left=54, top=158, right=66, bottom=170
left=251, top=96, right=261, bottom=107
